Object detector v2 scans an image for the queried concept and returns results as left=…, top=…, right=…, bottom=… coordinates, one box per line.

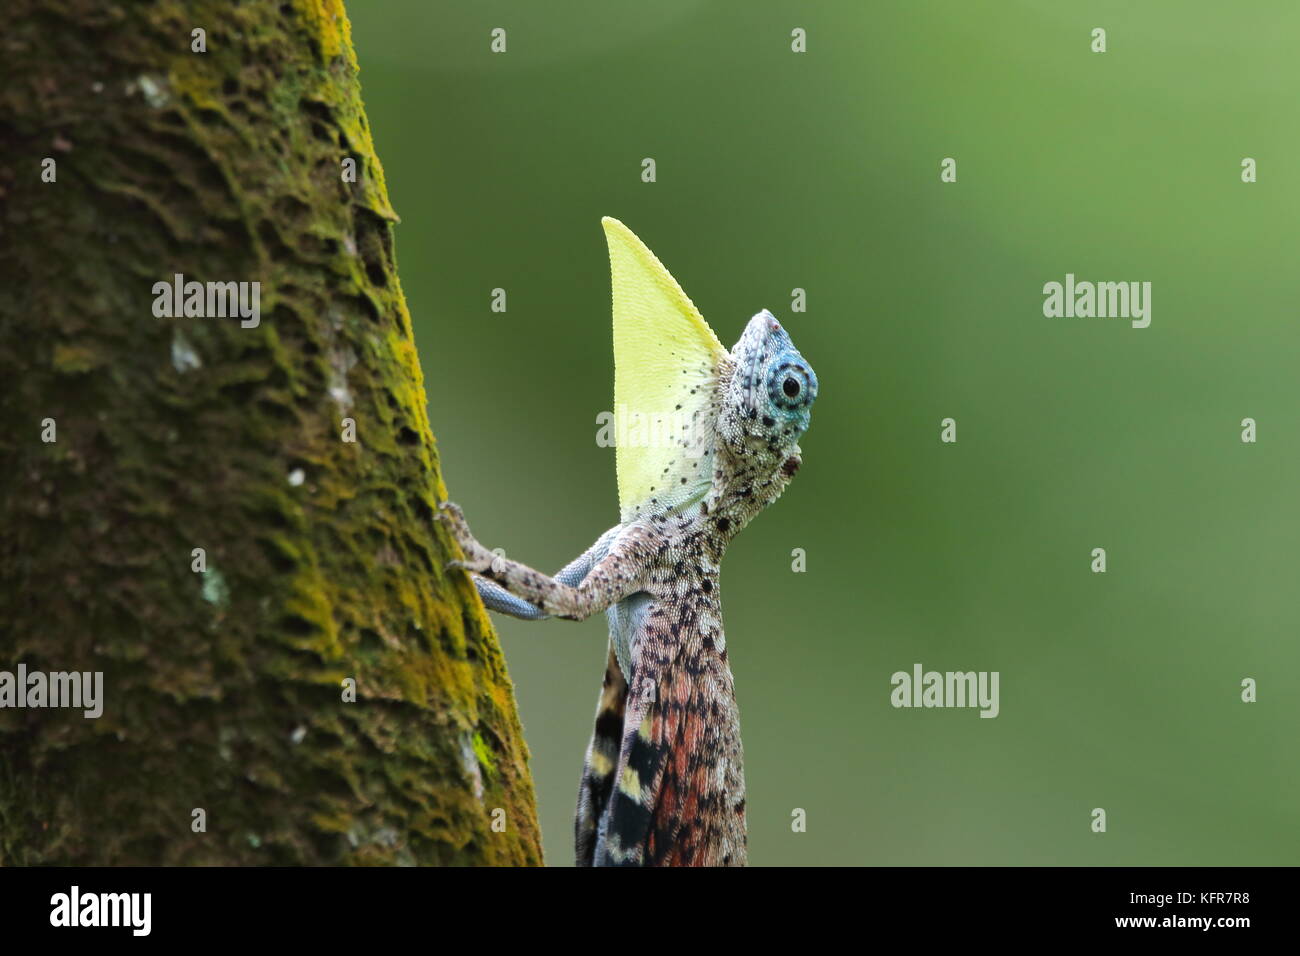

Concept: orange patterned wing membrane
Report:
left=647, top=639, right=746, bottom=866
left=599, top=635, right=747, bottom=867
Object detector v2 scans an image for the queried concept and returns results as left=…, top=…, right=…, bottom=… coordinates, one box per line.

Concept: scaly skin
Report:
left=439, top=308, right=817, bottom=867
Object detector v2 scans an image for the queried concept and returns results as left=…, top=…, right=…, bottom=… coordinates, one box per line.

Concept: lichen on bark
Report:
left=0, top=0, right=542, bottom=865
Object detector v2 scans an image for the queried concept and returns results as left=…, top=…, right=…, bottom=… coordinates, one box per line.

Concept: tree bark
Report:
left=0, top=0, right=543, bottom=865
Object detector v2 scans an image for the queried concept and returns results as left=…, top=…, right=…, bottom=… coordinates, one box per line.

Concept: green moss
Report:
left=471, top=730, right=497, bottom=780
left=52, top=344, right=102, bottom=374
left=292, top=0, right=350, bottom=60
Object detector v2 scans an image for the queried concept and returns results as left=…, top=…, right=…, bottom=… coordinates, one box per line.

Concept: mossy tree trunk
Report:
left=0, top=0, right=542, bottom=865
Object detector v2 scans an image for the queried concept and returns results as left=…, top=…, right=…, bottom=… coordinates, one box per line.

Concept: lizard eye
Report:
left=767, top=360, right=817, bottom=410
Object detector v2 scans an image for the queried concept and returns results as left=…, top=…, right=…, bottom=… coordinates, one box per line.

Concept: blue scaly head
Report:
left=721, top=309, right=818, bottom=461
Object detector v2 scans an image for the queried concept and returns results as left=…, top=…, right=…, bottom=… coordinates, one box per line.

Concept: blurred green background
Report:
left=348, top=1, right=1300, bottom=865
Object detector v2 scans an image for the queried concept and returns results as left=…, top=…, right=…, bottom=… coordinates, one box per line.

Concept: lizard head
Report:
left=719, top=310, right=818, bottom=465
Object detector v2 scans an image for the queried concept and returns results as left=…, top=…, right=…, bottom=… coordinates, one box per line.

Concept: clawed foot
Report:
left=436, top=501, right=496, bottom=574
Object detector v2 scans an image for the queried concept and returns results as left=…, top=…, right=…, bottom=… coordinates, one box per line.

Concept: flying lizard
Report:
left=438, top=218, right=818, bottom=866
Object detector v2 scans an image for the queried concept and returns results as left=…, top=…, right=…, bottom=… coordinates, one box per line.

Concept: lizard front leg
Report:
left=471, top=526, right=621, bottom=620
left=472, top=578, right=550, bottom=620
left=438, top=502, right=658, bottom=621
